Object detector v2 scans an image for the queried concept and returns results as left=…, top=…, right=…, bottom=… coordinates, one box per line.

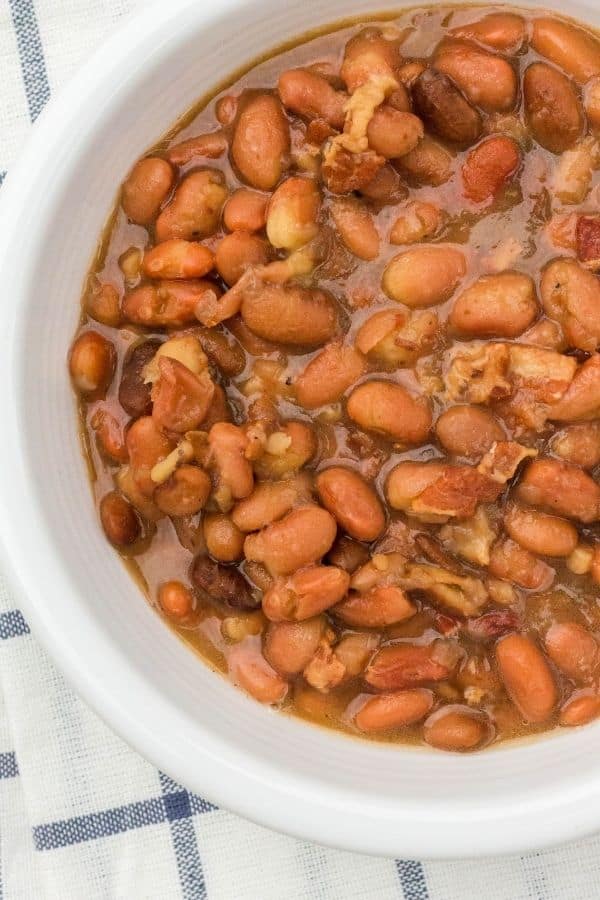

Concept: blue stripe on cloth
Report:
left=0, top=172, right=5, bottom=186
left=0, top=610, right=30, bottom=640
left=0, top=752, right=19, bottom=780
left=9, top=0, right=51, bottom=122
left=396, top=860, right=430, bottom=900
left=160, top=773, right=208, bottom=900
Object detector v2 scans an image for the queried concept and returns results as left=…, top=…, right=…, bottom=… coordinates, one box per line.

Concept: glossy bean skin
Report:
left=551, top=423, right=600, bottom=469
left=90, top=409, right=128, bottom=463
left=450, top=12, right=527, bottom=54
left=367, top=108, right=424, bottom=159
left=550, top=355, right=600, bottom=422
left=434, top=40, right=518, bottom=112
left=158, top=580, right=195, bottom=620
left=330, top=198, right=380, bottom=261
left=449, top=272, right=536, bottom=337
left=516, top=459, right=600, bottom=523
left=142, top=240, right=214, bottom=279
left=208, top=422, right=254, bottom=506
left=347, top=381, right=432, bottom=445
left=190, top=554, right=256, bottom=610
left=461, top=136, right=521, bottom=204
left=386, top=461, right=447, bottom=511
left=151, top=357, right=214, bottom=433
left=382, top=246, right=466, bottom=307
left=412, top=68, right=482, bottom=146
left=227, top=643, right=288, bottom=704
left=524, top=63, right=584, bottom=153
left=203, top=513, right=245, bottom=562
left=266, top=177, right=320, bottom=251
left=154, top=465, right=212, bottom=516
left=122, top=279, right=220, bottom=328
left=365, top=642, right=457, bottom=690
left=100, top=492, right=141, bottom=546
left=423, top=706, right=490, bottom=752
left=278, top=68, right=346, bottom=128
left=435, top=406, right=504, bottom=458
left=166, top=132, right=227, bottom=166
left=125, top=416, right=174, bottom=496
left=396, top=136, right=454, bottom=186
left=489, top=539, right=555, bottom=591
left=232, top=475, right=312, bottom=532
left=121, top=157, right=174, bottom=225
left=118, top=341, right=159, bottom=417
left=244, top=506, right=337, bottom=576
left=389, top=201, right=443, bottom=245
left=69, top=331, right=115, bottom=397
left=262, top=565, right=350, bottom=621
left=316, top=467, right=385, bottom=541
left=504, top=505, right=578, bottom=558
left=295, top=342, right=366, bottom=409
left=241, top=284, right=338, bottom=346
left=264, top=617, right=325, bottom=675
left=531, top=17, right=600, bottom=85
left=355, top=689, right=433, bottom=732
left=86, top=282, right=121, bottom=327
left=215, top=232, right=271, bottom=285
left=544, top=622, right=598, bottom=682
left=334, top=585, right=415, bottom=627
left=354, top=309, right=437, bottom=368
left=223, top=189, right=268, bottom=232
left=540, top=259, right=600, bottom=352
left=253, top=421, right=317, bottom=480
left=559, top=691, right=600, bottom=726
left=155, top=170, right=228, bottom=241
left=496, top=633, right=558, bottom=723
left=231, top=93, right=290, bottom=190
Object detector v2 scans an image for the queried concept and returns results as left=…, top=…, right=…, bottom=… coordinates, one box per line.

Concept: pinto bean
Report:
left=461, top=136, right=521, bottom=203
left=243, top=506, right=337, bottom=576
left=434, top=41, right=518, bottom=112
left=365, top=641, right=458, bottom=690
left=202, top=513, right=245, bottom=562
left=316, top=467, right=385, bottom=541
left=435, top=406, right=504, bottom=459
left=155, top=170, right=228, bottom=242
left=424, top=706, right=490, bottom=751
left=390, top=201, right=443, bottom=245
left=340, top=28, right=401, bottom=92
left=382, top=246, right=466, bottom=307
left=295, top=342, right=366, bottom=409
left=232, top=474, right=312, bottom=532
left=154, top=465, right=211, bottom=517
left=121, top=157, right=174, bottom=225
left=190, top=554, right=256, bottom=610
left=551, top=423, right=600, bottom=469
left=496, top=633, right=558, bottom=723
left=158, top=580, right=195, bottom=620
left=334, top=585, right=415, bottom=628
left=559, top=691, right=600, bottom=726
left=396, top=135, right=454, bottom=186
left=264, top=616, right=325, bottom=675
left=223, top=189, right=268, bottom=233
left=69, top=331, right=115, bottom=397
left=524, top=63, right=584, bottom=154
left=227, top=643, right=288, bottom=703
left=450, top=12, right=527, bottom=53
left=278, top=68, right=346, bottom=128
left=165, top=132, right=227, bottom=167
left=122, top=279, right=220, bottom=328
left=266, top=177, right=320, bottom=251
left=531, top=17, right=600, bottom=85
left=386, top=462, right=447, bottom=511
left=355, top=309, right=437, bottom=368
left=100, top=492, right=141, bottom=547
left=355, top=689, right=433, bottom=732
left=330, top=198, right=380, bottom=260
left=359, top=163, right=406, bottom=202
left=449, top=272, right=537, bottom=337
left=545, top=622, right=598, bottom=683
left=90, top=409, right=128, bottom=463
left=540, top=259, right=600, bottom=352
left=516, top=458, right=600, bottom=524
left=253, top=421, right=317, bottom=480
left=326, top=536, right=370, bottom=573
left=151, top=357, right=214, bottom=433
left=584, top=76, right=600, bottom=130
left=412, top=68, right=482, bottom=146
left=262, top=565, right=350, bottom=621
left=118, top=341, right=159, bottom=417
left=209, top=422, right=254, bottom=508
left=215, top=232, right=271, bottom=285
left=142, top=240, right=214, bottom=280
left=86, top=281, right=121, bottom=327
left=504, top=506, right=578, bottom=558
left=347, top=380, right=431, bottom=445
left=231, top=93, right=290, bottom=190
left=241, top=283, right=337, bottom=346
left=191, top=327, right=245, bottom=378
left=126, top=416, right=174, bottom=496
left=366, top=107, right=424, bottom=159
left=489, top=539, right=555, bottom=591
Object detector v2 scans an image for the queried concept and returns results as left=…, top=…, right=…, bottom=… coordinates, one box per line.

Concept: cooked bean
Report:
left=121, top=157, right=174, bottom=225
left=584, top=76, right=600, bottom=129
left=190, top=554, right=257, bottom=610
left=489, top=539, right=555, bottom=591
left=552, top=136, right=599, bottom=205
left=126, top=416, right=174, bottom=496
left=86, top=282, right=121, bottom=327
left=524, top=63, right=584, bottom=153
left=356, top=689, right=433, bottom=732
left=496, top=633, right=558, bottom=723
left=192, top=327, right=245, bottom=378
left=158, top=580, right=195, bottom=620
left=340, top=28, right=400, bottom=92
left=396, top=135, right=454, bottom=186
left=386, top=462, right=447, bottom=511
left=354, top=309, right=437, bottom=368
left=215, top=232, right=271, bottom=285
left=151, top=357, right=214, bottom=433
left=166, top=132, right=227, bottom=166
left=424, top=706, right=490, bottom=751
left=359, top=163, right=406, bottom=202
left=435, top=40, right=518, bottom=112
left=203, top=513, right=245, bottom=562
left=412, top=68, right=482, bottom=146
left=69, top=331, right=116, bottom=397
left=449, top=272, right=536, bottom=337
left=116, top=466, right=163, bottom=522
left=241, top=283, right=337, bottom=346
left=330, top=198, right=380, bottom=260
left=551, top=423, right=600, bottom=469
left=461, top=136, right=521, bottom=203
left=435, top=406, right=504, bottom=458
left=122, top=279, right=220, bottom=328
left=545, top=622, right=598, bottom=682
left=326, top=536, right=370, bottom=573
left=253, top=421, right=317, bottom=480
left=316, top=467, right=385, bottom=541
left=209, top=422, right=254, bottom=507
left=266, top=177, right=320, bottom=251
left=531, top=17, right=600, bottom=85
left=504, top=506, right=578, bottom=558
left=347, top=380, right=431, bottom=445
left=231, top=93, right=290, bottom=190
left=264, top=617, right=324, bottom=675
left=155, top=170, right=227, bottom=242
left=100, top=492, right=141, bottom=546
left=142, top=240, right=214, bottom=280
left=154, top=465, right=211, bottom=516
left=515, top=458, right=600, bottom=523
left=382, top=245, right=466, bottom=308
left=232, top=474, right=312, bottom=532
left=223, top=189, right=268, bottom=233
left=366, top=107, right=424, bottom=159
left=334, top=585, right=415, bottom=627
left=450, top=12, right=527, bottom=53
left=262, top=565, right=349, bottom=621
left=365, top=641, right=458, bottom=690
left=540, top=259, right=600, bottom=352
left=390, top=201, right=443, bottom=245
left=278, top=68, right=346, bottom=128
left=295, top=342, right=366, bottom=409
left=244, top=506, right=337, bottom=576
left=215, top=95, right=238, bottom=126
left=118, top=341, right=159, bottom=417
left=227, top=643, right=288, bottom=703
left=90, top=409, right=128, bottom=463
left=559, top=691, right=600, bottom=726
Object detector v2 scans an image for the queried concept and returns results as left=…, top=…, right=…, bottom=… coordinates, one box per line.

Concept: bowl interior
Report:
left=2, top=0, right=600, bottom=858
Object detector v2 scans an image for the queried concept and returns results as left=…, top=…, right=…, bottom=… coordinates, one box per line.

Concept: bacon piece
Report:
left=576, top=215, right=600, bottom=270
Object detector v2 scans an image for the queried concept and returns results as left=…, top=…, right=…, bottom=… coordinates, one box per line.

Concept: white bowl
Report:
left=1, top=0, right=600, bottom=860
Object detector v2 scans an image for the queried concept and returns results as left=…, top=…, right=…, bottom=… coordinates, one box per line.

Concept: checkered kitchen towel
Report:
left=3, top=2, right=600, bottom=898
